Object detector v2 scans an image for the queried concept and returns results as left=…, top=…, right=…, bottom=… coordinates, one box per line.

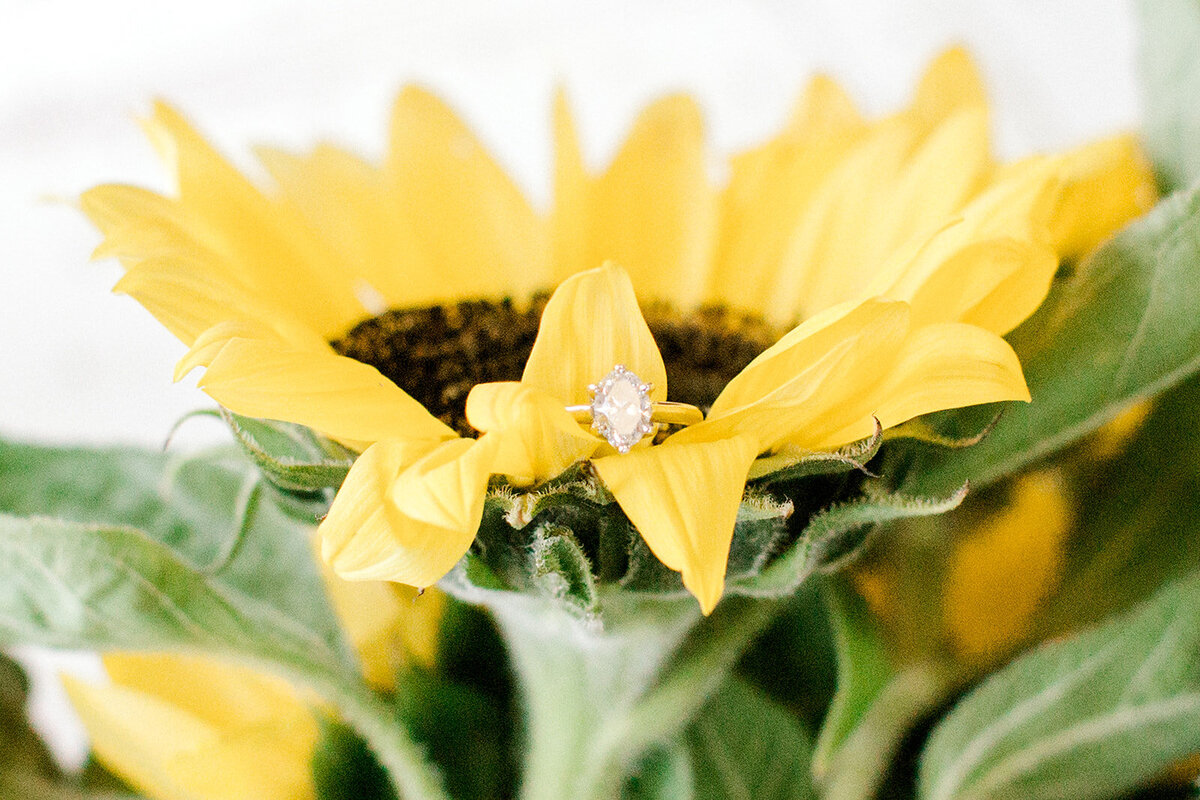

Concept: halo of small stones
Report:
left=589, top=365, right=655, bottom=453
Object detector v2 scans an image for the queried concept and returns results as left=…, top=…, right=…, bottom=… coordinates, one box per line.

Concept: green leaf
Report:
left=918, top=573, right=1200, bottom=800
left=1138, top=0, right=1200, bottom=192
left=812, top=578, right=958, bottom=800
left=685, top=679, right=817, bottom=800
left=0, top=442, right=353, bottom=677
left=902, top=186, right=1200, bottom=495
left=393, top=668, right=512, bottom=800
left=222, top=410, right=355, bottom=494
left=623, top=745, right=694, bottom=800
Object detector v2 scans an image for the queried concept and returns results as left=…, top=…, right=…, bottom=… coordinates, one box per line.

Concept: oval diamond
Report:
left=589, top=365, right=654, bottom=452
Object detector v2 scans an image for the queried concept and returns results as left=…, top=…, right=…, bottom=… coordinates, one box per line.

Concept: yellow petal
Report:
left=574, top=94, right=717, bottom=307
left=168, top=718, right=318, bottom=800
left=115, top=257, right=317, bottom=349
left=809, top=322, right=1029, bottom=449
left=181, top=322, right=453, bottom=448
left=593, top=435, right=760, bottom=614
left=321, top=437, right=496, bottom=588
left=466, top=381, right=600, bottom=485
left=318, top=548, right=446, bottom=688
left=82, top=184, right=217, bottom=267
left=102, top=653, right=307, bottom=732
left=550, top=88, right=591, bottom=286
left=681, top=301, right=908, bottom=452
left=521, top=263, right=668, bottom=406
left=390, top=436, right=498, bottom=533
left=911, top=46, right=988, bottom=127
left=257, top=144, right=447, bottom=310
left=63, top=674, right=217, bottom=800
left=944, top=471, right=1070, bottom=661
left=1046, top=135, right=1158, bottom=260
left=386, top=86, right=547, bottom=300
left=141, top=102, right=366, bottom=338
left=765, top=119, right=919, bottom=323
left=707, top=76, right=866, bottom=311
left=903, top=236, right=1058, bottom=334
left=710, top=299, right=910, bottom=421
left=865, top=156, right=1062, bottom=333
left=320, top=439, right=437, bottom=580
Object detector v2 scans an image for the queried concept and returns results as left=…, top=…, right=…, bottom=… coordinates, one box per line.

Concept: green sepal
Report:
left=529, top=524, right=599, bottom=615
left=882, top=407, right=1003, bottom=449
left=748, top=419, right=883, bottom=484
left=729, top=481, right=968, bottom=598
left=221, top=409, right=356, bottom=494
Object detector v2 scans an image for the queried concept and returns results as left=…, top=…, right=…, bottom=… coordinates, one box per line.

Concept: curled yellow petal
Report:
left=466, top=381, right=600, bottom=485
left=521, top=262, right=668, bottom=406
left=390, top=435, right=498, bottom=533
left=321, top=437, right=496, bottom=589
left=865, top=156, right=1063, bottom=333
left=593, top=435, right=760, bottom=614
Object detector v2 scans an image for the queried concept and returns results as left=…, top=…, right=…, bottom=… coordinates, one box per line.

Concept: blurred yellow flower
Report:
left=64, top=653, right=320, bottom=800
left=943, top=470, right=1072, bottom=661
left=83, top=49, right=1154, bottom=613
left=62, top=548, right=445, bottom=800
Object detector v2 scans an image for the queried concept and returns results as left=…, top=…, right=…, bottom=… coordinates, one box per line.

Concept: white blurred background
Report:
left=0, top=0, right=1144, bottom=771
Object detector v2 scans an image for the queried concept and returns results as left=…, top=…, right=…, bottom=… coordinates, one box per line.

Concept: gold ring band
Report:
left=565, top=400, right=704, bottom=428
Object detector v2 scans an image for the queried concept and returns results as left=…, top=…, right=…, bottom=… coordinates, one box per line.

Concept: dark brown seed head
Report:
left=332, top=295, right=781, bottom=437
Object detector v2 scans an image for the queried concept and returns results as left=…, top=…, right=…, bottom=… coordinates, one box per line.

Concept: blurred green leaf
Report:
left=918, top=573, right=1200, bottom=800
left=1138, top=0, right=1200, bottom=192
left=0, top=442, right=353, bottom=678
left=311, top=716, right=396, bottom=800
left=685, top=679, right=817, bottom=800
left=813, top=578, right=894, bottom=782
left=1041, top=376, right=1200, bottom=634
left=901, top=185, right=1200, bottom=495
left=623, top=744, right=694, bottom=800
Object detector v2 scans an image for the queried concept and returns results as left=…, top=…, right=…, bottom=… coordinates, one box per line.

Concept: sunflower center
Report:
left=332, top=297, right=780, bottom=437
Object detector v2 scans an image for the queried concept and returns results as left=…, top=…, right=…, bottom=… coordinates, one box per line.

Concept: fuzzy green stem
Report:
left=491, top=594, right=783, bottom=800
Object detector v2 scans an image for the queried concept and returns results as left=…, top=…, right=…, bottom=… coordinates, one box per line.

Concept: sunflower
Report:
left=83, top=49, right=1154, bottom=614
